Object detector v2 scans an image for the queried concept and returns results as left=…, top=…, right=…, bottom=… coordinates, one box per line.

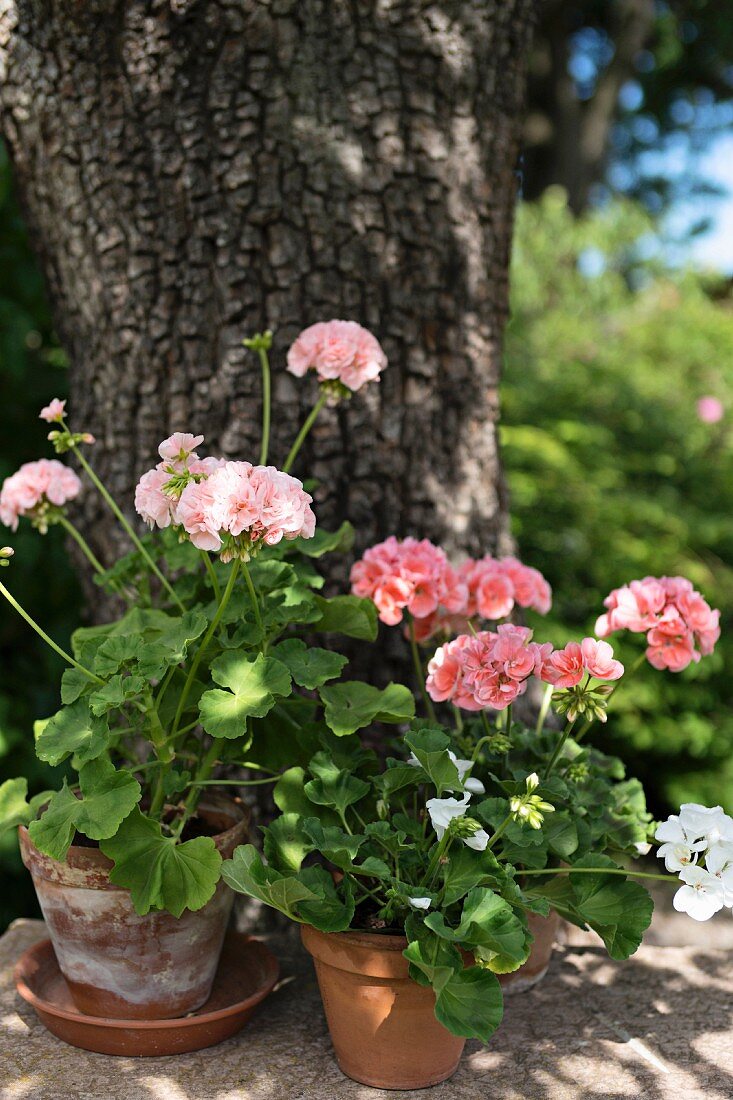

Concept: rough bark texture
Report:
left=0, top=0, right=535, bottom=600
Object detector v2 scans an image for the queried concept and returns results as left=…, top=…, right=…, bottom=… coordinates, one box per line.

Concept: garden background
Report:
left=2, top=3, right=733, bottom=930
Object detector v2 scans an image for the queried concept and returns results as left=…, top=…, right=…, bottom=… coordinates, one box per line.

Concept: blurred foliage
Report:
left=505, top=189, right=733, bottom=814
left=0, top=144, right=79, bottom=930
left=525, top=1, right=733, bottom=213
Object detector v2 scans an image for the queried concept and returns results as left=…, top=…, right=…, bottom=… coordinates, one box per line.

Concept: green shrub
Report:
left=504, top=189, right=733, bottom=813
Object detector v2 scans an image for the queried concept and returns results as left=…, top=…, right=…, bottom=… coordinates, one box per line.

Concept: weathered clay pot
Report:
left=301, top=925, right=466, bottom=1090
left=499, top=909, right=560, bottom=994
left=19, top=795, right=249, bottom=1020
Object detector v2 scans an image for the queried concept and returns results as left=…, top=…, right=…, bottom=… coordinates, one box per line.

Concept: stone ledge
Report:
left=2, top=918, right=733, bottom=1100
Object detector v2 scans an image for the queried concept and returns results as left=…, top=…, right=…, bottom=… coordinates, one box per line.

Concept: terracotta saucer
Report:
left=14, top=930, right=280, bottom=1057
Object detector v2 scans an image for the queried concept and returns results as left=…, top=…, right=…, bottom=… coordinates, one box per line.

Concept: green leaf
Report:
left=304, top=770, right=370, bottom=817
left=74, top=758, right=142, bottom=841
left=544, top=813, right=579, bottom=859
left=271, top=639, right=348, bottom=690
left=0, top=777, right=32, bottom=837
left=89, top=674, right=146, bottom=716
left=199, top=652, right=292, bottom=738
left=263, top=813, right=313, bottom=872
left=435, top=968, right=504, bottom=1043
left=301, top=817, right=366, bottom=868
left=320, top=681, right=415, bottom=737
left=136, top=610, right=209, bottom=678
left=287, top=522, right=355, bottom=559
left=568, top=856, right=654, bottom=959
left=297, top=864, right=355, bottom=932
left=27, top=761, right=141, bottom=864
left=35, top=700, right=110, bottom=766
left=60, top=667, right=95, bottom=705
left=426, top=887, right=529, bottom=970
left=404, top=728, right=462, bottom=795
left=221, top=843, right=320, bottom=919
left=313, top=595, right=378, bottom=641
left=94, top=635, right=144, bottom=678
left=403, top=916, right=462, bottom=991
left=376, top=761, right=423, bottom=797
left=441, top=845, right=500, bottom=908
left=27, top=782, right=80, bottom=862
left=100, top=807, right=222, bottom=917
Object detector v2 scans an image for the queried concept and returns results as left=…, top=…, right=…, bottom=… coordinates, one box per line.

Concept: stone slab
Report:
left=2, top=918, right=733, bottom=1100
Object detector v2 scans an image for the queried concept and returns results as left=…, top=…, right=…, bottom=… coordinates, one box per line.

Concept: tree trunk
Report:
left=522, top=0, right=654, bottom=212
left=0, top=1, right=536, bottom=600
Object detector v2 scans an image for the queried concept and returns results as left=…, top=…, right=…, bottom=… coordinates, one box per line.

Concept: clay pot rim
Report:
left=19, top=792, right=249, bottom=868
left=314, top=927, right=408, bottom=950
left=13, top=934, right=280, bottom=1030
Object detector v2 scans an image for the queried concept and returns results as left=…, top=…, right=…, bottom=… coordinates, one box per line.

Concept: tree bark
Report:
left=0, top=1, right=536, bottom=599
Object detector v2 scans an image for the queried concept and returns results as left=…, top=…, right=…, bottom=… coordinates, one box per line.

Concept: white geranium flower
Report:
left=464, top=828, right=490, bottom=852
left=705, top=843, right=733, bottom=905
left=657, top=841, right=698, bottom=873
left=655, top=814, right=706, bottom=873
left=407, top=896, right=432, bottom=910
left=426, top=792, right=471, bottom=839
left=673, top=865, right=726, bottom=922
left=679, top=803, right=733, bottom=846
left=409, top=750, right=486, bottom=795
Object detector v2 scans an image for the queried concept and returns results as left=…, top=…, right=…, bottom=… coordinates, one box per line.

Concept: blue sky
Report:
left=668, top=133, right=733, bottom=273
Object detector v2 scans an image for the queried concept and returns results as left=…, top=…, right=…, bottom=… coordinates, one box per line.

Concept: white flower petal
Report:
left=464, top=777, right=486, bottom=795
left=464, top=828, right=490, bottom=852
left=407, top=896, right=432, bottom=910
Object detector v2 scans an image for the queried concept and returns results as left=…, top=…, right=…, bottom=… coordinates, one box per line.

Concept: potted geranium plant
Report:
left=349, top=537, right=722, bottom=988
left=0, top=322, right=417, bottom=1022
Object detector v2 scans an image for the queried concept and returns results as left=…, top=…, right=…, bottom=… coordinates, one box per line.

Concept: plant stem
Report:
left=171, top=560, right=241, bottom=738
left=535, top=682, right=553, bottom=736
left=173, top=736, right=224, bottom=838
left=470, top=734, right=495, bottom=763
left=452, top=705, right=464, bottom=733
left=241, top=560, right=265, bottom=646
left=257, top=345, right=272, bottom=465
left=486, top=812, right=514, bottom=851
left=200, top=551, right=221, bottom=603
left=187, top=776, right=278, bottom=787
left=69, top=438, right=184, bottom=611
left=283, top=390, right=328, bottom=473
left=423, top=832, right=453, bottom=889
left=407, top=616, right=437, bottom=723
left=0, top=579, right=103, bottom=683
left=572, top=652, right=647, bottom=746
left=521, top=866, right=676, bottom=883
left=505, top=703, right=513, bottom=740
left=57, top=515, right=106, bottom=576
left=545, top=719, right=576, bottom=777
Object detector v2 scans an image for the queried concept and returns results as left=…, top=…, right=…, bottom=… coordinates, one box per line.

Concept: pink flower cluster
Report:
left=460, top=556, right=552, bottom=620
left=426, top=628, right=624, bottom=712
left=596, top=576, right=720, bottom=672
left=286, top=320, right=387, bottom=393
left=0, top=459, right=82, bottom=530
left=350, top=537, right=468, bottom=627
left=135, top=433, right=316, bottom=559
left=350, top=538, right=551, bottom=638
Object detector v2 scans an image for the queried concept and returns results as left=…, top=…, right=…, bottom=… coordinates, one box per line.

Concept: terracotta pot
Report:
left=19, top=795, right=249, bottom=1021
left=301, top=925, right=465, bottom=1090
left=499, top=909, right=560, bottom=994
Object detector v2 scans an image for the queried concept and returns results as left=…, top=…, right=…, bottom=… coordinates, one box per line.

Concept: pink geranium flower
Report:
left=427, top=626, right=551, bottom=713
left=287, top=320, right=387, bottom=393
left=135, top=438, right=316, bottom=560
left=596, top=575, right=720, bottom=672
left=351, top=539, right=551, bottom=640
left=697, top=396, right=724, bottom=424
left=0, top=459, right=82, bottom=531
left=39, top=398, right=66, bottom=424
